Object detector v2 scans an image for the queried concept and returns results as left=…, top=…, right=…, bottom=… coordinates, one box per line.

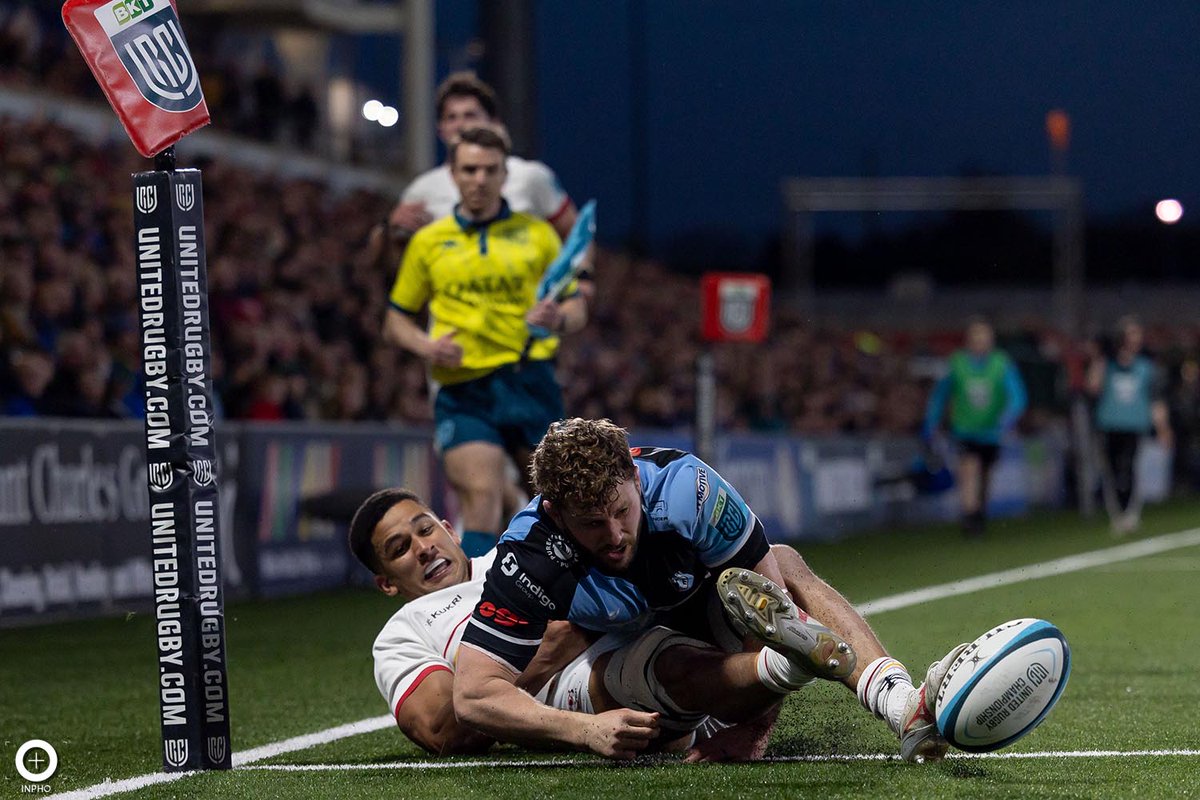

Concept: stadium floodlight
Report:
left=1156, top=199, right=1184, bottom=225
left=378, top=105, right=400, bottom=127
left=362, top=99, right=384, bottom=122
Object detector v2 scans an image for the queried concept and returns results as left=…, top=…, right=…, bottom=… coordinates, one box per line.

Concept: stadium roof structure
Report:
left=187, top=0, right=436, bottom=172
left=187, top=0, right=408, bottom=32
left=781, top=175, right=1085, bottom=335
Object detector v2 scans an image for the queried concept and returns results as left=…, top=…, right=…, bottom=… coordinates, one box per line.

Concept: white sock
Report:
left=756, top=647, right=817, bottom=694
left=856, top=656, right=915, bottom=736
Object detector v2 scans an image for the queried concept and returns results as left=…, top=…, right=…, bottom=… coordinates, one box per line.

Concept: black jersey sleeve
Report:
left=459, top=533, right=576, bottom=673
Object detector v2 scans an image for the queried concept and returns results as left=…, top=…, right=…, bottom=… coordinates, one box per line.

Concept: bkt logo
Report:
left=107, top=1, right=203, bottom=113
left=111, top=0, right=153, bottom=25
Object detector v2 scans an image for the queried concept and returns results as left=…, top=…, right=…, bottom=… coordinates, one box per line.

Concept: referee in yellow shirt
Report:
left=383, top=126, right=587, bottom=556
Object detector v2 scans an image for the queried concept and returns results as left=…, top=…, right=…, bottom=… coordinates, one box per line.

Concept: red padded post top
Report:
left=62, top=0, right=209, bottom=157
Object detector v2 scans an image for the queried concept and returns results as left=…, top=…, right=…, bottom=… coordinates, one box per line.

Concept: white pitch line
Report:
left=855, top=528, right=1200, bottom=616
left=231, top=714, right=395, bottom=766
left=49, top=527, right=1200, bottom=799
left=237, top=749, right=1200, bottom=771
left=47, top=716, right=395, bottom=800
left=46, top=771, right=195, bottom=800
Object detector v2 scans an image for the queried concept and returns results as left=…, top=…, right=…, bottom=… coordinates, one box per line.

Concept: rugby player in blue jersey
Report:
left=454, top=418, right=965, bottom=762
left=354, top=487, right=862, bottom=759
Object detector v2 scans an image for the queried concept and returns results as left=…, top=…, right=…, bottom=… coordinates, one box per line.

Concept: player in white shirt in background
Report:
left=389, top=71, right=583, bottom=255
left=350, top=488, right=879, bottom=760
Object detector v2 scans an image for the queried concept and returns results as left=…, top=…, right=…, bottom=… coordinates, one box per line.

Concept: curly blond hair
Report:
left=530, top=418, right=636, bottom=512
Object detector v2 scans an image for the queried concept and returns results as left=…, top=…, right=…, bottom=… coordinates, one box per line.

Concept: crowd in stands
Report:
left=0, top=116, right=943, bottom=436
left=1, top=3, right=320, bottom=150
left=5, top=112, right=1200, bottom=488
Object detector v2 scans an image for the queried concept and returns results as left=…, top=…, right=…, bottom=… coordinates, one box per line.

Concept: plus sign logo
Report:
left=15, top=739, right=58, bottom=785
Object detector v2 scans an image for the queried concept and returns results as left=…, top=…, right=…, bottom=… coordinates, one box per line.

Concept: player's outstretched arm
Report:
left=395, top=669, right=493, bottom=756
left=454, top=644, right=660, bottom=759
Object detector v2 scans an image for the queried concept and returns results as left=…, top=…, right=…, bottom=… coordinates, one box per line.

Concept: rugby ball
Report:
left=934, top=618, right=1071, bottom=753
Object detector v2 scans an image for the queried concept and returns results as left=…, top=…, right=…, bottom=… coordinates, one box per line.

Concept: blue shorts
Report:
left=433, top=360, right=564, bottom=455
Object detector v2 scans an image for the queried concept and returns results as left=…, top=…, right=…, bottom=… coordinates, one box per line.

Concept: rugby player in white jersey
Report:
left=350, top=488, right=886, bottom=760
left=389, top=72, right=582, bottom=248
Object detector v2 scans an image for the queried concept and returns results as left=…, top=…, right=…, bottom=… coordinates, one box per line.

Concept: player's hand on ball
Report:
left=584, top=709, right=659, bottom=760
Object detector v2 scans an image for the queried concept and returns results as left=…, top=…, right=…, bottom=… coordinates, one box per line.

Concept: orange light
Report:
left=1046, top=109, right=1071, bottom=152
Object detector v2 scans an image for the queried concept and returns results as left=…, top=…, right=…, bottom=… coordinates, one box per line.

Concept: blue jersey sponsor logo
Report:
left=708, top=487, right=746, bottom=542
left=696, top=467, right=710, bottom=514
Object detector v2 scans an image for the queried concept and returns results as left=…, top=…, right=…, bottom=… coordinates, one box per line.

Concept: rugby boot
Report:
left=898, top=642, right=969, bottom=763
left=718, top=568, right=855, bottom=681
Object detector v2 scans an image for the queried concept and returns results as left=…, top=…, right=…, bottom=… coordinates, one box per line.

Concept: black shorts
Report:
left=958, top=440, right=1000, bottom=469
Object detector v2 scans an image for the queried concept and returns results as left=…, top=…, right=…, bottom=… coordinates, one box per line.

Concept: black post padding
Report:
left=133, top=166, right=232, bottom=772
left=134, top=169, right=203, bottom=771
left=171, top=168, right=233, bottom=770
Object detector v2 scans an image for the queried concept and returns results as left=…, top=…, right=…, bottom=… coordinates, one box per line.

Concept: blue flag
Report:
left=528, top=200, right=596, bottom=339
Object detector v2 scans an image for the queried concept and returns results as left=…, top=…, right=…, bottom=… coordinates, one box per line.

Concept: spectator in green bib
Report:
left=922, top=318, right=1027, bottom=537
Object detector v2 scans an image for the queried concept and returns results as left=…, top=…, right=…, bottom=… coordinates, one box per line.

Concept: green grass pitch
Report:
left=3, top=500, right=1199, bottom=799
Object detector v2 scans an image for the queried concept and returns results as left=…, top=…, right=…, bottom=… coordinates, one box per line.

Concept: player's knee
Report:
left=448, top=474, right=503, bottom=511
left=458, top=491, right=504, bottom=532
left=652, top=643, right=712, bottom=690
left=603, top=627, right=710, bottom=733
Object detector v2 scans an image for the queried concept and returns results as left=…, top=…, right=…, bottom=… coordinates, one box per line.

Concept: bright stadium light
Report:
left=361, top=99, right=384, bottom=122
left=1156, top=198, right=1183, bottom=224
left=378, top=105, right=400, bottom=128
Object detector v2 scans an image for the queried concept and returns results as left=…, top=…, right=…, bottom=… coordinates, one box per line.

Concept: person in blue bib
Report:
left=1086, top=316, right=1173, bottom=534
left=923, top=318, right=1027, bottom=536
